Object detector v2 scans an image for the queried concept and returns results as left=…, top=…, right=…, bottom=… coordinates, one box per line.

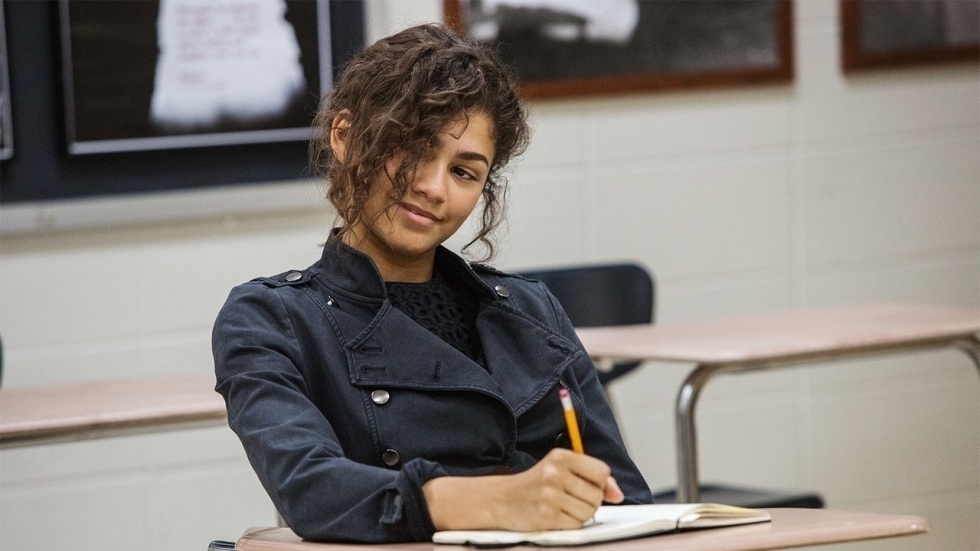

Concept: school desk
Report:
left=228, top=508, right=928, bottom=551
left=575, top=303, right=980, bottom=503
left=0, top=375, right=226, bottom=449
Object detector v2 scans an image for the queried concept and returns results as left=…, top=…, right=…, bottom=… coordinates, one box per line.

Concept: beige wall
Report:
left=2, top=1, right=978, bottom=549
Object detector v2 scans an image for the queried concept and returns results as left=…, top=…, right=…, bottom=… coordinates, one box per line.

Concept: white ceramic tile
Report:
left=700, top=365, right=805, bottom=404
left=0, top=478, right=149, bottom=551
left=795, top=29, right=980, bottom=143
left=808, top=381, right=980, bottom=504
left=135, top=226, right=327, bottom=335
left=607, top=360, right=695, bottom=416
left=521, top=105, right=589, bottom=168
left=142, top=426, right=244, bottom=467
left=440, top=166, right=586, bottom=263
left=610, top=409, right=678, bottom=492
left=592, top=159, right=793, bottom=279
left=656, top=272, right=797, bottom=323
left=135, top=333, right=215, bottom=377
left=696, top=396, right=802, bottom=489
left=590, top=91, right=793, bottom=161
left=806, top=255, right=980, bottom=307
left=799, top=140, right=980, bottom=266
left=368, top=0, right=441, bottom=40
left=0, top=431, right=263, bottom=551
left=2, top=330, right=213, bottom=387
left=490, top=169, right=590, bottom=269
left=148, top=466, right=275, bottom=549
left=803, top=347, right=980, bottom=391
left=3, top=339, right=152, bottom=387
left=0, top=438, right=146, bottom=484
left=794, top=0, right=836, bottom=24
left=0, top=246, right=141, bottom=348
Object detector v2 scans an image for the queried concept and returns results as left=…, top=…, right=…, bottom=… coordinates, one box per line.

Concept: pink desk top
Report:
left=576, top=304, right=980, bottom=366
left=233, top=509, right=928, bottom=551
left=0, top=375, right=226, bottom=448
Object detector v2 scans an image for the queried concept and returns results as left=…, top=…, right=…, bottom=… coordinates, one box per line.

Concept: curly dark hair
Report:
left=310, top=23, right=530, bottom=261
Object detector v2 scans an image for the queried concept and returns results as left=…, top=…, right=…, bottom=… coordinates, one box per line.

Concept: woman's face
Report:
left=346, top=110, right=496, bottom=281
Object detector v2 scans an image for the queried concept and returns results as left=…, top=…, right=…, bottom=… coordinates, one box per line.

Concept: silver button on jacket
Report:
left=371, top=389, right=390, bottom=405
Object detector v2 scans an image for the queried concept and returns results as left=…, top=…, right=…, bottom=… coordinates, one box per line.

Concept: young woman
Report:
left=212, top=23, right=652, bottom=543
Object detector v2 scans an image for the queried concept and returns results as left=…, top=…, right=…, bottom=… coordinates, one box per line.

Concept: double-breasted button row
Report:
left=373, top=389, right=398, bottom=466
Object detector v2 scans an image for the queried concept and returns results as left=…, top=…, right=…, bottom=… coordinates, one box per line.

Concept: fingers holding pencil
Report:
left=559, top=388, right=625, bottom=505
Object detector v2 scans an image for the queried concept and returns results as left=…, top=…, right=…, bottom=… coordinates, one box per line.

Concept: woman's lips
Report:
left=399, top=202, right=440, bottom=225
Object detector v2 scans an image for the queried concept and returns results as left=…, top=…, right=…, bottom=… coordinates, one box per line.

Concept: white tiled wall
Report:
left=2, top=1, right=978, bottom=550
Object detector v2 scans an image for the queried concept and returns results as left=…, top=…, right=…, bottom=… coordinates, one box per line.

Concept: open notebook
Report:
left=432, top=503, right=772, bottom=546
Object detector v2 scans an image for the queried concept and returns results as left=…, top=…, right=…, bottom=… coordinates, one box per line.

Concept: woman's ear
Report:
left=330, top=111, right=351, bottom=162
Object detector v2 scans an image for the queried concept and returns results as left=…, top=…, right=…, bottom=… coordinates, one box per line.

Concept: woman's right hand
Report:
left=423, top=448, right=624, bottom=532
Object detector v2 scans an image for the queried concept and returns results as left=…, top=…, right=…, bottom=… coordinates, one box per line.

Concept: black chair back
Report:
left=518, top=263, right=654, bottom=386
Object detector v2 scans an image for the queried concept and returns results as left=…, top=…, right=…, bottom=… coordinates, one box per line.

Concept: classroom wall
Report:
left=1, top=1, right=978, bottom=550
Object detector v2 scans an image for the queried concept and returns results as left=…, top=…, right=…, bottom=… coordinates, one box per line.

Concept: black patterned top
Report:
left=386, top=269, right=485, bottom=367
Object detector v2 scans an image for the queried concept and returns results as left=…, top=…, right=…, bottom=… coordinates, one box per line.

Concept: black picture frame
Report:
left=0, top=0, right=364, bottom=206
left=60, top=0, right=332, bottom=155
left=0, top=0, right=13, bottom=161
left=445, top=0, right=794, bottom=100
left=841, top=0, right=980, bottom=71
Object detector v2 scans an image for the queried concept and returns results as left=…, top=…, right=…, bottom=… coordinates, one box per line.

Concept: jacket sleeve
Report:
left=535, top=281, right=655, bottom=505
left=212, top=283, right=447, bottom=542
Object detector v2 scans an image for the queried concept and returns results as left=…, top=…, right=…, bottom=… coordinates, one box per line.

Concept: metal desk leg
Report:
left=675, top=363, right=726, bottom=503
left=953, top=335, right=980, bottom=377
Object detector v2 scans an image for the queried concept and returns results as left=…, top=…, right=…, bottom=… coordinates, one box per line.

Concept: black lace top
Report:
left=386, top=269, right=486, bottom=367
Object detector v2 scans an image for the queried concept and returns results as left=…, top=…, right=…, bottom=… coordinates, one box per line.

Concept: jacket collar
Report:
left=315, top=233, right=580, bottom=418
left=313, top=233, right=498, bottom=301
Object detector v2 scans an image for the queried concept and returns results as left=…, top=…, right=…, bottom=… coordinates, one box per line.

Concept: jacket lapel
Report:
left=345, top=304, right=504, bottom=395
left=477, top=302, right=583, bottom=416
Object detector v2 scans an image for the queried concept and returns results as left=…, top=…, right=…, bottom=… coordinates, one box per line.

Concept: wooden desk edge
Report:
left=580, top=330, right=980, bottom=367
left=0, top=376, right=226, bottom=448
left=0, top=411, right=229, bottom=449
left=232, top=509, right=930, bottom=551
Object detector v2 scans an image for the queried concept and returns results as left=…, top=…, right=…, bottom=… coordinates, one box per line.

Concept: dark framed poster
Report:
left=841, top=0, right=980, bottom=71
left=0, top=0, right=12, bottom=161
left=445, top=0, right=794, bottom=99
left=0, top=0, right=364, bottom=206
left=61, top=0, right=332, bottom=154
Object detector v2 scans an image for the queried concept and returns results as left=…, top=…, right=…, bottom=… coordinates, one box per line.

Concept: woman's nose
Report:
left=410, top=163, right=448, bottom=202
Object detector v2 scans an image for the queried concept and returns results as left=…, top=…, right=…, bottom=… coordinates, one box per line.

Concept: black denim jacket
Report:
left=212, top=241, right=652, bottom=542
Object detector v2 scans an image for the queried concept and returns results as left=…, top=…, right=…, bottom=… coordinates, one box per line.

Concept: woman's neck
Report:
left=375, top=255, right=434, bottom=283
left=342, top=226, right=435, bottom=283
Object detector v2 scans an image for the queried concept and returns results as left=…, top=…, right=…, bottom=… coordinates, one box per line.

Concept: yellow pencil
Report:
left=559, top=388, right=584, bottom=454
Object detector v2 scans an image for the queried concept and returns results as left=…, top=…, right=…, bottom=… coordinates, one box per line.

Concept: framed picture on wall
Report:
left=841, top=0, right=980, bottom=71
left=444, top=0, right=794, bottom=99
left=0, top=0, right=13, bottom=161
left=1, top=0, right=364, bottom=209
left=60, top=0, right=333, bottom=155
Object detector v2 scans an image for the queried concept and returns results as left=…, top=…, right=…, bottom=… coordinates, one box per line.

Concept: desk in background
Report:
left=230, top=508, right=928, bottom=551
left=0, top=375, right=226, bottom=449
left=576, top=303, right=980, bottom=503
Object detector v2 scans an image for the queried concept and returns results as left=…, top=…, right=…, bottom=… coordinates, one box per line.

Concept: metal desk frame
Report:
left=577, top=304, right=980, bottom=503
left=674, top=334, right=980, bottom=502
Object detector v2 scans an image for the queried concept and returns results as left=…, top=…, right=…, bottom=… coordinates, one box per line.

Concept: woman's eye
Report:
left=453, top=167, right=475, bottom=180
